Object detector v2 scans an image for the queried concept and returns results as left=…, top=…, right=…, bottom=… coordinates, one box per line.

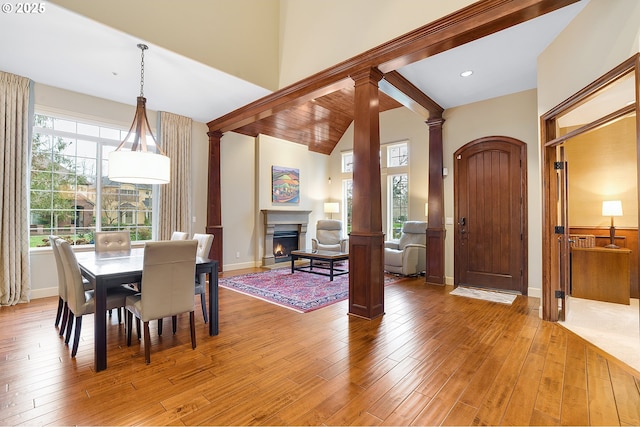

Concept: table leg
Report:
left=291, top=255, right=295, bottom=274
left=94, top=278, right=108, bottom=372
left=208, top=263, right=219, bottom=336
left=329, top=259, right=334, bottom=281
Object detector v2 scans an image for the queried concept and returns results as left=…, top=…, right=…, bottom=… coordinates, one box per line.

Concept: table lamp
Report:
left=324, top=202, right=339, bottom=220
left=602, top=200, right=623, bottom=248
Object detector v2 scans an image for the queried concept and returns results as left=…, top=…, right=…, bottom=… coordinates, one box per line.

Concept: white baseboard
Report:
left=223, top=261, right=260, bottom=271
left=30, top=287, right=58, bottom=300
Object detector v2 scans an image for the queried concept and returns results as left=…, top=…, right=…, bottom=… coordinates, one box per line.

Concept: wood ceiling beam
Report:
left=380, top=71, right=444, bottom=120
left=207, top=0, right=579, bottom=133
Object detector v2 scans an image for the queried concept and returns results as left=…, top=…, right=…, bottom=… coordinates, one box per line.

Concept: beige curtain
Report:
left=158, top=111, right=192, bottom=240
left=0, top=71, right=31, bottom=305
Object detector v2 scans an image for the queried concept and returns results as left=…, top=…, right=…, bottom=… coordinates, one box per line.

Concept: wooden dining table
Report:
left=75, top=247, right=219, bottom=372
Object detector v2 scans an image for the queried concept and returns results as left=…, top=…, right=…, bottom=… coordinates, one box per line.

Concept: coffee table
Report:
left=290, top=249, right=349, bottom=281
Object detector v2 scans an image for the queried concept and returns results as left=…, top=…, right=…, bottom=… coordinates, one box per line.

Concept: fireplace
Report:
left=273, top=230, right=299, bottom=263
left=261, top=210, right=311, bottom=266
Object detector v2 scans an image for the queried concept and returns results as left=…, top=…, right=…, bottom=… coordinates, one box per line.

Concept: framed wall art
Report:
left=271, top=166, right=299, bottom=204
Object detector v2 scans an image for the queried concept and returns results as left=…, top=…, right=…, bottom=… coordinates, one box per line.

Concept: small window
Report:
left=342, top=151, right=354, bottom=173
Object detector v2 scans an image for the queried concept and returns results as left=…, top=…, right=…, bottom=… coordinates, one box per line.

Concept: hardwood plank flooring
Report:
left=1, top=269, right=639, bottom=426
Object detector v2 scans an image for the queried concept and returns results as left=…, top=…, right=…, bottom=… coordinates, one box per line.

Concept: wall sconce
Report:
left=602, top=200, right=623, bottom=248
left=324, top=202, right=339, bottom=219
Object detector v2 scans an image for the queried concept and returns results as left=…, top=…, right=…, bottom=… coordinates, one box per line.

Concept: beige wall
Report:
left=51, top=0, right=281, bottom=91
left=538, top=0, right=640, bottom=115
left=277, top=0, right=474, bottom=87
left=565, top=117, right=638, bottom=228
left=444, top=90, right=541, bottom=294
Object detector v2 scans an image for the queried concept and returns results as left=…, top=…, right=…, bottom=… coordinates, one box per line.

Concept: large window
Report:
left=386, top=142, right=409, bottom=239
left=342, top=179, right=353, bottom=234
left=29, top=113, right=154, bottom=247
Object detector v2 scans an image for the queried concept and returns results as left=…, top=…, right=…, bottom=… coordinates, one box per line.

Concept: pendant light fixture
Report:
left=108, top=43, right=170, bottom=184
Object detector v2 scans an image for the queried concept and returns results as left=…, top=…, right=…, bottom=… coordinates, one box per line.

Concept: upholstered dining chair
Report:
left=171, top=231, right=189, bottom=240
left=51, top=235, right=93, bottom=338
left=193, top=233, right=214, bottom=323
left=56, top=239, right=137, bottom=357
left=94, top=230, right=134, bottom=321
left=126, top=240, right=198, bottom=364
left=94, top=230, right=131, bottom=253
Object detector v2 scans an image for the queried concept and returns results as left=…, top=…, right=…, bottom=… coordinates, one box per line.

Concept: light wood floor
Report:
left=1, top=269, right=639, bottom=426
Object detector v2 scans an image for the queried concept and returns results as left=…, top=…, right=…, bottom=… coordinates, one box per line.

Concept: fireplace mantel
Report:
left=261, top=210, right=311, bottom=266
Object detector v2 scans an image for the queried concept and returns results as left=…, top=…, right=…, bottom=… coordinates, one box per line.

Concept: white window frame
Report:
left=29, top=110, right=158, bottom=247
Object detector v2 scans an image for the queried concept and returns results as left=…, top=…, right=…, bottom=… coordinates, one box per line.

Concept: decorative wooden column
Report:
left=425, top=117, right=445, bottom=284
left=206, top=130, right=223, bottom=271
left=348, top=68, right=385, bottom=319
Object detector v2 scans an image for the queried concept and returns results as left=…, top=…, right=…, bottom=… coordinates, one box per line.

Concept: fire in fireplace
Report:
left=273, top=230, right=299, bottom=262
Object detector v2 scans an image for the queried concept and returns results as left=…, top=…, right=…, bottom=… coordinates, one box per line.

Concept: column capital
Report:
left=425, top=117, right=445, bottom=127
left=350, top=67, right=384, bottom=84
left=207, top=130, right=223, bottom=140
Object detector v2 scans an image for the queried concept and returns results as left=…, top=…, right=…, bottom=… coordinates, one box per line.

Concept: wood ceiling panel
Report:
left=232, top=87, right=402, bottom=154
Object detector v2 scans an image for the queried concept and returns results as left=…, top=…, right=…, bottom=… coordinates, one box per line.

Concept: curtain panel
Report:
left=0, top=71, right=31, bottom=305
left=158, top=112, right=192, bottom=241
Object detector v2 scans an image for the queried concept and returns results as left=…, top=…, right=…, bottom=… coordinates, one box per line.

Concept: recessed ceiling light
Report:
left=460, top=70, right=473, bottom=77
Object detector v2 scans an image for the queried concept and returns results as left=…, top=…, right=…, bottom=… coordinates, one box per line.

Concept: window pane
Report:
left=29, top=113, right=154, bottom=247
left=387, top=143, right=408, bottom=167
left=342, top=152, right=354, bottom=173
left=390, top=174, right=408, bottom=238
left=342, top=179, right=353, bottom=234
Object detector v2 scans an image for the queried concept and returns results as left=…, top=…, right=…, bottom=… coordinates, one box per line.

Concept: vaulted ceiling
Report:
left=208, top=0, right=584, bottom=154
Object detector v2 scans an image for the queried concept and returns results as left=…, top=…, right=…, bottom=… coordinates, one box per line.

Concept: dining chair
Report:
left=50, top=235, right=69, bottom=334
left=56, top=239, right=137, bottom=357
left=171, top=231, right=189, bottom=240
left=94, top=230, right=135, bottom=321
left=94, top=230, right=131, bottom=253
left=126, top=239, right=198, bottom=364
left=51, top=236, right=93, bottom=337
left=193, top=233, right=214, bottom=323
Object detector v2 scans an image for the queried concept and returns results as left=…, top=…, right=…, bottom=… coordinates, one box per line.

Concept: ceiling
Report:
left=0, top=1, right=587, bottom=152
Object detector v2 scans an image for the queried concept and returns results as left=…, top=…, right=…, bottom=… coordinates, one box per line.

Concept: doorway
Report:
left=541, top=54, right=639, bottom=322
left=454, top=136, right=528, bottom=294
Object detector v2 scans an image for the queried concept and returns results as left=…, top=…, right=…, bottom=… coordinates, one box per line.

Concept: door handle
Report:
left=459, top=217, right=466, bottom=226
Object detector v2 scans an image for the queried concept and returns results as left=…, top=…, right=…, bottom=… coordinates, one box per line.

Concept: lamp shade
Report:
left=602, top=200, right=623, bottom=217
left=108, top=150, right=170, bottom=184
left=324, top=202, right=339, bottom=214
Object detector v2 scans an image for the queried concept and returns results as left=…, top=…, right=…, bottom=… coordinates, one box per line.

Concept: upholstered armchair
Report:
left=311, top=219, right=348, bottom=253
left=384, top=221, right=427, bottom=276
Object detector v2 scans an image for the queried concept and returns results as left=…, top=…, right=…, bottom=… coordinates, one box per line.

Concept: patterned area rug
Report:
left=450, top=286, right=517, bottom=305
left=219, top=267, right=398, bottom=313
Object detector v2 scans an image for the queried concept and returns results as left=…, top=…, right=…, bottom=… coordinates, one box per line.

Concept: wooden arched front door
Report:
left=454, top=136, right=528, bottom=294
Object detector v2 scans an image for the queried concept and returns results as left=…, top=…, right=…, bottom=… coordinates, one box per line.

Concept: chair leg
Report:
left=55, top=297, right=63, bottom=327
left=136, top=318, right=141, bottom=341
left=172, top=316, right=177, bottom=334
left=117, top=308, right=122, bottom=324
left=64, top=309, right=74, bottom=344
left=126, top=311, right=133, bottom=346
left=59, top=302, right=69, bottom=336
left=71, top=316, right=82, bottom=357
left=190, top=311, right=196, bottom=350
left=158, top=318, right=163, bottom=336
left=143, top=321, right=151, bottom=364
left=200, top=292, right=208, bottom=324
